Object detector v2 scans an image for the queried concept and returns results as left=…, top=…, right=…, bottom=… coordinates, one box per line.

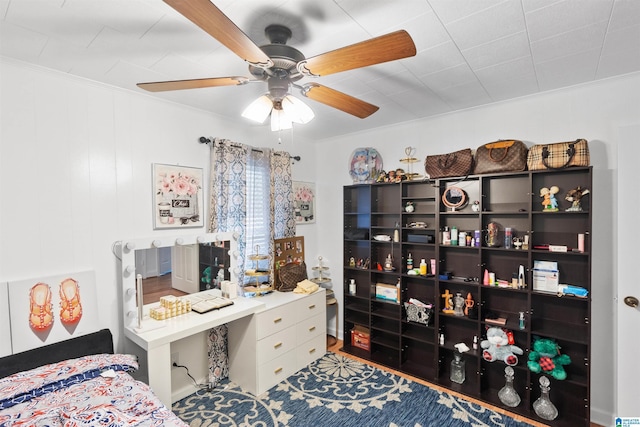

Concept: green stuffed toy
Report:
left=527, top=337, right=571, bottom=380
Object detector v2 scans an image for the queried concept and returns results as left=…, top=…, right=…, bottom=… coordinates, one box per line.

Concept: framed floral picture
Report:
left=153, top=163, right=204, bottom=229
left=293, top=181, right=315, bottom=224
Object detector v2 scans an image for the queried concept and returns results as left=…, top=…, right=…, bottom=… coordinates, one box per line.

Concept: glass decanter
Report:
left=498, top=366, right=521, bottom=407
left=533, top=376, right=558, bottom=420
left=450, top=352, right=465, bottom=384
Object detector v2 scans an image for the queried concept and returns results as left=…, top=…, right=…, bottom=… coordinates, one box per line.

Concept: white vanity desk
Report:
left=123, top=296, right=265, bottom=407
left=119, top=232, right=326, bottom=407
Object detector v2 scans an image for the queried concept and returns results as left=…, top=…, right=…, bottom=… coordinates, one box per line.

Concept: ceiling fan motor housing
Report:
left=248, top=24, right=305, bottom=84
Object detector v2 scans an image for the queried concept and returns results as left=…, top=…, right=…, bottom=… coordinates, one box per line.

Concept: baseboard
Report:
left=591, top=406, right=613, bottom=427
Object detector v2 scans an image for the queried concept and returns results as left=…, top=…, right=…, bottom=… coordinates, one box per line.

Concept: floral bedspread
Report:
left=0, top=353, right=187, bottom=427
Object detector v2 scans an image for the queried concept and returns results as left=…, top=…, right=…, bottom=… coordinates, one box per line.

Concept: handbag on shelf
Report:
left=527, top=139, right=590, bottom=171
left=276, top=261, right=308, bottom=292
left=424, top=148, right=473, bottom=179
left=473, top=140, right=528, bottom=174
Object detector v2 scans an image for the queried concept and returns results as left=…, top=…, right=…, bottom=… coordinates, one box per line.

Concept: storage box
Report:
left=351, top=325, right=370, bottom=350
left=376, top=282, right=399, bottom=302
left=533, top=260, right=559, bottom=293
left=404, top=302, right=432, bottom=325
left=407, top=234, right=434, bottom=243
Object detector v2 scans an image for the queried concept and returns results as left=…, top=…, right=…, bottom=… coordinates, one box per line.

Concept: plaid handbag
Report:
left=474, top=140, right=528, bottom=174
left=527, top=139, right=590, bottom=171
left=425, top=148, right=473, bottom=179
left=276, top=261, right=308, bottom=292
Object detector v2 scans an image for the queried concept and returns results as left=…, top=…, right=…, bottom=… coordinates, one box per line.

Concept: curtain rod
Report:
left=198, top=136, right=301, bottom=162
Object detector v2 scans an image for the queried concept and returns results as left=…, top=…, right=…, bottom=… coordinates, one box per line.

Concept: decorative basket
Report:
left=404, top=302, right=432, bottom=325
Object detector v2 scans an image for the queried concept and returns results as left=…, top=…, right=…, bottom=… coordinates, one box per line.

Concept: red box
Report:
left=351, top=325, right=370, bottom=351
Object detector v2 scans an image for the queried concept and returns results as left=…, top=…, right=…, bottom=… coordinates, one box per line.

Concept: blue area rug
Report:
left=172, top=352, right=534, bottom=427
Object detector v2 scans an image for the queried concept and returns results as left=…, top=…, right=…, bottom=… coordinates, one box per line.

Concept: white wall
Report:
left=315, top=71, right=640, bottom=426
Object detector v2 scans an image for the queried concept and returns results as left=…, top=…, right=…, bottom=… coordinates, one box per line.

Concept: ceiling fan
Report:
left=137, top=0, right=417, bottom=128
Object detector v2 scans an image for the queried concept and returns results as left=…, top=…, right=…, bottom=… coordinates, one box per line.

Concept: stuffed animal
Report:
left=481, top=327, right=523, bottom=366
left=527, top=337, right=571, bottom=380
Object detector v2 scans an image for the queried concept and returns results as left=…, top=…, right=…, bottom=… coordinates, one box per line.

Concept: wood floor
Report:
left=141, top=273, right=188, bottom=305
left=327, top=339, right=602, bottom=427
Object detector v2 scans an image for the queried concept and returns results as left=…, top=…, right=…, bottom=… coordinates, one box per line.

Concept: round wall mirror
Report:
left=442, top=186, right=468, bottom=210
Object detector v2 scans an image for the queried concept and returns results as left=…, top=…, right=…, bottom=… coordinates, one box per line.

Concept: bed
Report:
left=0, top=329, right=187, bottom=426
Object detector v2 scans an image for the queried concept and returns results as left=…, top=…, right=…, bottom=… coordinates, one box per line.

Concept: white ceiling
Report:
left=1, top=0, right=639, bottom=140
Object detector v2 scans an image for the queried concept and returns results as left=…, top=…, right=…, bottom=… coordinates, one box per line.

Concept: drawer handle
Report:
left=273, top=317, right=282, bottom=323
left=309, top=347, right=316, bottom=354
left=274, top=367, right=283, bottom=374
left=309, top=326, right=316, bottom=332
left=308, top=304, right=316, bottom=309
left=274, top=342, right=282, bottom=349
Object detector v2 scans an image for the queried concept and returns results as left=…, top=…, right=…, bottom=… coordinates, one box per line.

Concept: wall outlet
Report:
left=171, top=352, right=179, bottom=367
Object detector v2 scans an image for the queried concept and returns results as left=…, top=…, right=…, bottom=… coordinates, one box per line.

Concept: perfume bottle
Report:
left=498, top=366, right=521, bottom=407
left=450, top=352, right=465, bottom=384
left=533, top=376, right=558, bottom=420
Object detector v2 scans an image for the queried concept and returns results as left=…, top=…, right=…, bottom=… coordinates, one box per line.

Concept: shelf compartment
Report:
left=531, top=253, right=590, bottom=289
left=479, top=361, right=529, bottom=411
left=372, top=184, right=401, bottom=213
left=438, top=315, right=478, bottom=347
left=403, top=181, right=437, bottom=199
left=402, top=322, right=434, bottom=343
left=481, top=250, right=528, bottom=285
left=531, top=167, right=592, bottom=214
left=532, top=214, right=590, bottom=250
left=344, top=311, right=369, bottom=328
left=402, top=340, right=436, bottom=379
left=530, top=295, right=589, bottom=344
left=344, top=185, right=371, bottom=214
left=439, top=248, right=481, bottom=280
left=529, top=374, right=589, bottom=427
left=437, top=348, right=479, bottom=395
left=480, top=287, right=528, bottom=331
left=372, top=299, right=401, bottom=320
left=371, top=347, right=401, bottom=369
left=482, top=174, right=530, bottom=213
left=371, top=316, right=400, bottom=334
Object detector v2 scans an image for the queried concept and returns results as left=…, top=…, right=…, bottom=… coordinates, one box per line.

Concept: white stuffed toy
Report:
left=481, top=327, right=523, bottom=366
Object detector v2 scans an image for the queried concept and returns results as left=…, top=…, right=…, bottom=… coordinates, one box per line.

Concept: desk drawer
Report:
left=256, top=305, right=296, bottom=340
left=295, top=291, right=325, bottom=321
left=257, top=326, right=296, bottom=362
left=258, top=350, right=296, bottom=394
left=297, top=333, right=326, bottom=368
left=296, top=312, right=324, bottom=345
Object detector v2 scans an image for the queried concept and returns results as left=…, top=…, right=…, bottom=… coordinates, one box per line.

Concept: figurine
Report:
left=464, top=292, right=475, bottom=316
left=453, top=292, right=465, bottom=316
left=486, top=222, right=500, bottom=247
left=565, top=186, right=589, bottom=212
left=441, top=289, right=454, bottom=314
left=405, top=201, right=415, bottom=213
left=471, top=200, right=480, bottom=212
left=513, top=237, right=523, bottom=250
left=540, top=186, right=559, bottom=212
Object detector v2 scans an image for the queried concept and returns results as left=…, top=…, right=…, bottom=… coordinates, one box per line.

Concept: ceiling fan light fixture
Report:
left=270, top=108, right=292, bottom=131
left=241, top=94, right=273, bottom=123
left=282, top=94, right=314, bottom=124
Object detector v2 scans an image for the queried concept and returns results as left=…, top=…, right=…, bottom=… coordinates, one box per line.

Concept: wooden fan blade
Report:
left=302, top=84, right=379, bottom=119
left=297, top=30, right=416, bottom=77
left=137, top=76, right=249, bottom=92
left=164, top=0, right=272, bottom=68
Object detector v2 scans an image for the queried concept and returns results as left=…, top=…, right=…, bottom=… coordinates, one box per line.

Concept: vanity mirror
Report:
left=119, top=232, right=239, bottom=331
left=442, top=186, right=468, bottom=211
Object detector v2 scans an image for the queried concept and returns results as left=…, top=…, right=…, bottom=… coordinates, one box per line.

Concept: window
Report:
left=244, top=150, right=271, bottom=275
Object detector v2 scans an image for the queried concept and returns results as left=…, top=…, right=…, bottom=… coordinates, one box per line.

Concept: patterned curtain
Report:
left=271, top=150, right=296, bottom=239
left=208, top=138, right=249, bottom=287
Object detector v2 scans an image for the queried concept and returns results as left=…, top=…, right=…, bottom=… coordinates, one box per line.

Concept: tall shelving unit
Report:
left=342, top=167, right=592, bottom=427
